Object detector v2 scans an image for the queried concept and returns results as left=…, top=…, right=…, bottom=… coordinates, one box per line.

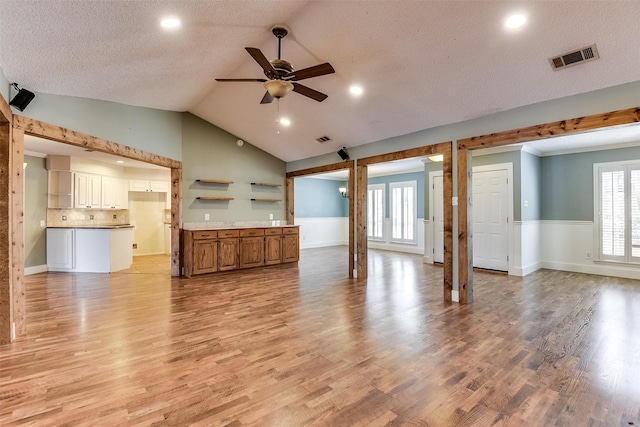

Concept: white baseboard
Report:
left=368, top=242, right=424, bottom=255
left=511, top=262, right=541, bottom=277
left=540, top=261, right=640, bottom=280
left=423, top=255, right=431, bottom=264
left=25, top=264, right=47, bottom=275
left=301, top=240, right=348, bottom=249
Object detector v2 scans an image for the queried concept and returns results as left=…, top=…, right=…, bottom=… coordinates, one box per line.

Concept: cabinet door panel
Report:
left=193, top=240, right=217, bottom=274
left=282, top=233, right=299, bottom=263
left=218, top=238, right=239, bottom=271
left=265, top=235, right=282, bottom=265
left=239, top=237, right=264, bottom=268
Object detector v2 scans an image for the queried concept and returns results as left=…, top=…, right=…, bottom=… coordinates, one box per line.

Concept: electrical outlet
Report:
left=113, top=214, right=117, bottom=219
left=585, top=252, right=592, bottom=260
left=90, top=215, right=94, bottom=220
left=269, top=213, right=273, bottom=220
left=133, top=243, right=138, bottom=249
left=62, top=215, right=67, bottom=221
left=40, top=220, right=45, bottom=227
left=205, top=213, right=210, bottom=221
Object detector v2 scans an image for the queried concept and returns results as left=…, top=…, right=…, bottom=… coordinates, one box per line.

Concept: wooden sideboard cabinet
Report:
left=183, top=226, right=299, bottom=277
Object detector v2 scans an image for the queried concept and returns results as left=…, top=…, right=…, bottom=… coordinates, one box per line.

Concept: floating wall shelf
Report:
left=250, top=182, right=281, bottom=187
left=196, top=196, right=234, bottom=201
left=196, top=179, right=234, bottom=184
left=250, top=198, right=281, bottom=202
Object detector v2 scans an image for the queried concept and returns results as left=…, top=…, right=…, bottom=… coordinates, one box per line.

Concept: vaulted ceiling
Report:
left=1, top=1, right=639, bottom=163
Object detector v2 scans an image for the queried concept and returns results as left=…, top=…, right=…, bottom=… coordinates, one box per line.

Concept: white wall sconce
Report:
left=339, top=187, right=348, bottom=198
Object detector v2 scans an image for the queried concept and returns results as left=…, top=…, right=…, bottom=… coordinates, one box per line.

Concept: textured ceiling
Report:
left=2, top=1, right=640, bottom=163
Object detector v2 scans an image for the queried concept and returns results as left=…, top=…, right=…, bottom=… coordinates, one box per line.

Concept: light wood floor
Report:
left=2, top=248, right=640, bottom=426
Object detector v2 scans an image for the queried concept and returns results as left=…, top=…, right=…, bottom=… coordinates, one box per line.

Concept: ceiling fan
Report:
left=215, top=26, right=335, bottom=104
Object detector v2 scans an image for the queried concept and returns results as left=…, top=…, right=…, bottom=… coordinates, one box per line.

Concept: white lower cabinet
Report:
left=47, top=227, right=133, bottom=272
left=46, top=228, right=75, bottom=269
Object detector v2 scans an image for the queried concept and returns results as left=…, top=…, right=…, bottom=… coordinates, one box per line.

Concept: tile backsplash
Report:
left=47, top=208, right=130, bottom=227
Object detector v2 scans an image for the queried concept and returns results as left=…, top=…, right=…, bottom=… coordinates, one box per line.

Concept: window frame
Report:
left=389, top=180, right=418, bottom=245
left=367, top=183, right=386, bottom=242
left=594, top=159, right=640, bottom=265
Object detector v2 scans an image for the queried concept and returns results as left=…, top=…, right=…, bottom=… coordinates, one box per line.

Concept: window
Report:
left=595, top=161, right=640, bottom=263
left=390, top=180, right=417, bottom=244
left=367, top=184, right=385, bottom=241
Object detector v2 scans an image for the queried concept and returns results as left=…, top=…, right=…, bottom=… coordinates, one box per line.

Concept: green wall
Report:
left=17, top=92, right=182, bottom=161
left=24, top=155, right=48, bottom=268
left=540, top=145, right=640, bottom=221
left=181, top=113, right=286, bottom=223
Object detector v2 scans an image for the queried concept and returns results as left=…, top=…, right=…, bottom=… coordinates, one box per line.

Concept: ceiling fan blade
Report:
left=245, top=47, right=277, bottom=78
left=287, top=63, right=335, bottom=81
left=260, top=91, right=274, bottom=104
left=215, top=78, right=267, bottom=82
left=292, top=83, right=328, bottom=102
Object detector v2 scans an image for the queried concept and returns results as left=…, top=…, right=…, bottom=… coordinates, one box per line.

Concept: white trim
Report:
left=452, top=290, right=459, bottom=302
left=540, top=260, right=640, bottom=280
left=538, top=140, right=640, bottom=157
left=471, top=144, right=524, bottom=156
left=389, top=180, right=418, bottom=244
left=25, top=264, right=47, bottom=275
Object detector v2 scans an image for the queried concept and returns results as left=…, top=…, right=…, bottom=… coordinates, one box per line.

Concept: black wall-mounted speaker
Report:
left=9, top=88, right=35, bottom=112
left=337, top=147, right=349, bottom=161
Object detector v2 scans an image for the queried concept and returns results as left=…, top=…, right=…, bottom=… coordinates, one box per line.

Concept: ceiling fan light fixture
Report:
left=264, top=80, right=293, bottom=99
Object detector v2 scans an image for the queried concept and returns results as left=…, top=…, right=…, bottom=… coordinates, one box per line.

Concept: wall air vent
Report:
left=316, top=136, right=332, bottom=143
left=549, top=44, right=599, bottom=71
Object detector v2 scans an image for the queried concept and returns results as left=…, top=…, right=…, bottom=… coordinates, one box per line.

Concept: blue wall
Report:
left=368, top=171, right=425, bottom=219
left=294, top=177, right=349, bottom=218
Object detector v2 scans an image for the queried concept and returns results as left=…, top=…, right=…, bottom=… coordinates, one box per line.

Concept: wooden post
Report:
left=10, top=127, right=25, bottom=335
left=348, top=167, right=355, bottom=277
left=441, top=143, right=453, bottom=302
left=0, top=122, right=11, bottom=343
left=170, top=167, right=181, bottom=277
left=285, top=177, right=294, bottom=226
left=457, top=148, right=473, bottom=304
left=356, top=163, right=368, bottom=279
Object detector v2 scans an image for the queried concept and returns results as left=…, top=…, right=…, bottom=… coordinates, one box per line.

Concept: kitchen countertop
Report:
left=47, top=225, right=134, bottom=229
left=183, top=222, right=295, bottom=231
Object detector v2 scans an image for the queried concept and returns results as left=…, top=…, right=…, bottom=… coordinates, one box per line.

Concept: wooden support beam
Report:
left=13, top=115, right=182, bottom=170
left=458, top=106, right=640, bottom=150
left=285, top=161, right=354, bottom=178
left=285, top=177, right=294, bottom=226
left=356, top=163, right=368, bottom=279
left=10, top=127, right=25, bottom=335
left=0, top=91, right=11, bottom=124
left=0, top=122, right=10, bottom=343
left=457, top=148, right=473, bottom=304
left=357, top=145, right=440, bottom=167
left=170, top=167, right=181, bottom=277
left=348, top=168, right=355, bottom=278
left=441, top=143, right=453, bottom=303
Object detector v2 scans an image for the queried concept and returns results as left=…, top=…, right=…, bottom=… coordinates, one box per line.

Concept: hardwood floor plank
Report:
left=1, top=248, right=640, bottom=425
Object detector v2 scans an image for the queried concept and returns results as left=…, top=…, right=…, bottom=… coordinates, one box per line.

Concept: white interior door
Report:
left=473, top=169, right=508, bottom=271
left=433, top=174, right=444, bottom=263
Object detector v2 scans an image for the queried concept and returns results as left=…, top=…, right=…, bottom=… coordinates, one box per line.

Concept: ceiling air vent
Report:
left=549, top=44, right=599, bottom=71
left=316, top=136, right=332, bottom=143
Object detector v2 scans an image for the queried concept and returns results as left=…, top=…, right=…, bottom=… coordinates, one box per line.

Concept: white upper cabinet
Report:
left=75, top=173, right=101, bottom=208
left=129, top=179, right=169, bottom=193
left=102, top=177, right=127, bottom=209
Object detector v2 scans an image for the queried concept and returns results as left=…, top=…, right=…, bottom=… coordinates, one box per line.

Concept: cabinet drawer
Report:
left=193, top=230, right=217, bottom=240
left=282, top=227, right=299, bottom=235
left=265, top=228, right=282, bottom=236
left=218, top=229, right=239, bottom=238
left=240, top=228, right=265, bottom=237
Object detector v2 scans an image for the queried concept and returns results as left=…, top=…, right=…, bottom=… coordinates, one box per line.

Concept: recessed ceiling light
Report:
left=161, top=17, right=181, bottom=29
left=279, top=117, right=291, bottom=126
left=116, top=160, right=124, bottom=164
left=505, top=14, right=526, bottom=29
left=349, top=85, right=363, bottom=96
